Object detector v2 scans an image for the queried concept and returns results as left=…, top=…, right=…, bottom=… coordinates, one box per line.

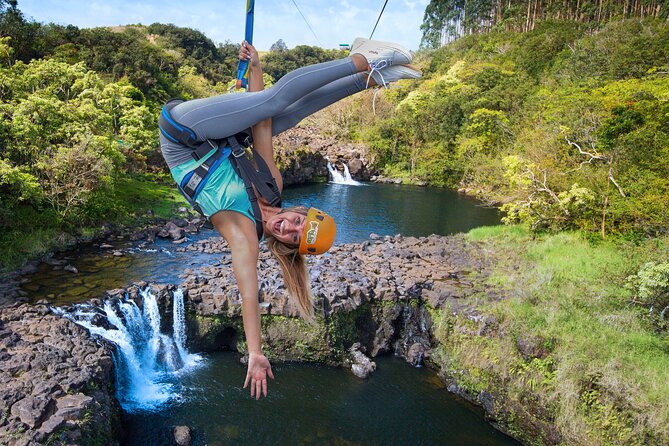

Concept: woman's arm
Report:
left=211, top=211, right=274, bottom=399
left=239, top=41, right=283, bottom=191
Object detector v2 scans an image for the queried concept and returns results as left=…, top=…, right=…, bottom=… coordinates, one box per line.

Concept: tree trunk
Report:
left=463, top=0, right=468, bottom=35
left=598, top=0, right=603, bottom=22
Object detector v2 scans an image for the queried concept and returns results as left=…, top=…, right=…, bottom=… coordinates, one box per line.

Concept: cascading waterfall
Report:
left=327, top=160, right=361, bottom=185
left=172, top=289, right=196, bottom=366
left=54, top=288, right=202, bottom=411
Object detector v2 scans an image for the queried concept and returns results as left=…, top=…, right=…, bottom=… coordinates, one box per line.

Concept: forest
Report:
left=0, top=0, right=343, bottom=268
left=421, top=0, right=668, bottom=46
left=321, top=2, right=668, bottom=239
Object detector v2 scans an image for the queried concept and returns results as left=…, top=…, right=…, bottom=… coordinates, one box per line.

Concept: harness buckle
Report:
left=228, top=135, right=247, bottom=158
left=232, top=147, right=247, bottom=158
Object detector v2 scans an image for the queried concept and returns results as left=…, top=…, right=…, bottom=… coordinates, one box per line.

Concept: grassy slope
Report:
left=429, top=226, right=668, bottom=445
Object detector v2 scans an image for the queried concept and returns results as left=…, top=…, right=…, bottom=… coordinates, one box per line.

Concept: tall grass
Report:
left=432, top=226, right=669, bottom=445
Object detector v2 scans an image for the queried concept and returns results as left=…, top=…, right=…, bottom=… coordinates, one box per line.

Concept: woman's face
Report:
left=266, top=211, right=306, bottom=246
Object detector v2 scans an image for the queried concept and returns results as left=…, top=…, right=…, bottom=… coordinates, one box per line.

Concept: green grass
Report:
left=0, top=174, right=187, bottom=271
left=430, top=226, right=669, bottom=445
left=109, top=174, right=188, bottom=222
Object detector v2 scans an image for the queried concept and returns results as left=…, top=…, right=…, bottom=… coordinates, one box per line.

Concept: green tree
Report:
left=270, top=39, right=288, bottom=52
left=262, top=45, right=346, bottom=82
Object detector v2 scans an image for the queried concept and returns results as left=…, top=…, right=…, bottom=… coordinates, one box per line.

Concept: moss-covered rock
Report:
left=262, top=315, right=334, bottom=363
left=187, top=313, right=245, bottom=352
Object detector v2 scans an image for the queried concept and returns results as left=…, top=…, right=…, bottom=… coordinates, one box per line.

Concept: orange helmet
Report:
left=298, top=208, right=336, bottom=255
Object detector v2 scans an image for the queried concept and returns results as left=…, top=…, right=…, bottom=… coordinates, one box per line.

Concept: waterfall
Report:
left=54, top=288, right=202, bottom=411
left=173, top=289, right=196, bottom=366
left=327, top=160, right=361, bottom=185
left=415, top=351, right=424, bottom=368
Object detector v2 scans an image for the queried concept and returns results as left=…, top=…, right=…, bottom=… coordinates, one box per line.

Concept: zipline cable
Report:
left=290, top=0, right=322, bottom=46
left=369, top=0, right=389, bottom=39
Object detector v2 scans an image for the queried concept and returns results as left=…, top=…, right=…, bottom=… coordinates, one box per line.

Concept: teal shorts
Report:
left=170, top=148, right=255, bottom=223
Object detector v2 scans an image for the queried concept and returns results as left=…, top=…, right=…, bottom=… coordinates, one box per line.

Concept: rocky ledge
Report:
left=99, top=233, right=482, bottom=365
left=2, top=233, right=553, bottom=445
left=0, top=304, right=119, bottom=446
left=274, top=126, right=376, bottom=183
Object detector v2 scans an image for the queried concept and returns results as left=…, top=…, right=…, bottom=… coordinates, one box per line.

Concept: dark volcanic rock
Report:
left=274, top=126, right=376, bottom=184
left=0, top=305, right=120, bottom=445
left=158, top=221, right=186, bottom=240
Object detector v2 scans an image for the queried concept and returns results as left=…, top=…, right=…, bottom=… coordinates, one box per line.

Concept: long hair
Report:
left=266, top=206, right=315, bottom=323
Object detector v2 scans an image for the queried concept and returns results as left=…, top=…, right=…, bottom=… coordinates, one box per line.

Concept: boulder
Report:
left=174, top=425, right=192, bottom=446
left=158, top=222, right=186, bottom=240
left=10, top=395, right=54, bottom=429
left=349, top=343, right=376, bottom=378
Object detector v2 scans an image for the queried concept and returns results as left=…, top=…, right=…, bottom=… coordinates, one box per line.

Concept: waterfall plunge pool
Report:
left=57, top=289, right=203, bottom=412
left=122, top=352, right=520, bottom=446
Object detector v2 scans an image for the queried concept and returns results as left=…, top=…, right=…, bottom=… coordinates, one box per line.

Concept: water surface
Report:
left=123, top=353, right=518, bottom=446
left=282, top=182, right=499, bottom=243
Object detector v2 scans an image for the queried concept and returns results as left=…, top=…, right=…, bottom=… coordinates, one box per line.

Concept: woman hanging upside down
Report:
left=159, top=38, right=420, bottom=399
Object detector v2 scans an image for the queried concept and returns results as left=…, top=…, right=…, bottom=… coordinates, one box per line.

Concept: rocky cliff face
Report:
left=274, top=126, right=375, bottom=184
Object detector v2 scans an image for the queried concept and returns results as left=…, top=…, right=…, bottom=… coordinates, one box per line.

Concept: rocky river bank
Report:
left=0, top=304, right=119, bottom=445
left=0, top=227, right=555, bottom=445
left=0, top=131, right=532, bottom=445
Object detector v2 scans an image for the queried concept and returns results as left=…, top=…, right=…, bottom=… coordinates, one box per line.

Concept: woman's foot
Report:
left=367, top=64, right=422, bottom=88
left=350, top=37, right=413, bottom=68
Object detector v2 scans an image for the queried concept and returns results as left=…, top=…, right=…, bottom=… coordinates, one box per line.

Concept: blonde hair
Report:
left=266, top=206, right=315, bottom=323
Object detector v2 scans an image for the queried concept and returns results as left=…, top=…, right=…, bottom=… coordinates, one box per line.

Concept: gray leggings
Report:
left=160, top=57, right=367, bottom=168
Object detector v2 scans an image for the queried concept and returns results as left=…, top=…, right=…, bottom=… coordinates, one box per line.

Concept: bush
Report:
left=628, top=262, right=669, bottom=328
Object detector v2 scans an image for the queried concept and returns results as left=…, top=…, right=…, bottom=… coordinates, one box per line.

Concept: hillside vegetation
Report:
left=0, top=1, right=342, bottom=269
left=428, top=226, right=669, bottom=445
left=317, top=18, right=668, bottom=238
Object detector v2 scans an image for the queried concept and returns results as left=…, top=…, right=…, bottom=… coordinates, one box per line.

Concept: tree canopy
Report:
left=337, top=18, right=668, bottom=237
left=421, top=0, right=668, bottom=48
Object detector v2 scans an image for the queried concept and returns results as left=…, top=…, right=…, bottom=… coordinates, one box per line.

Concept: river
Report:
left=22, top=182, right=499, bottom=304
left=123, top=353, right=518, bottom=446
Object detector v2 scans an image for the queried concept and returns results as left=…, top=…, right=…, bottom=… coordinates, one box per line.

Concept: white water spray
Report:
left=327, top=160, right=361, bottom=185
left=56, top=288, right=202, bottom=411
left=172, top=289, right=194, bottom=365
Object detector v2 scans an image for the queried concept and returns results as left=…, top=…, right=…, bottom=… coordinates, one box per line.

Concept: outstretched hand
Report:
left=244, top=352, right=275, bottom=400
left=239, top=40, right=261, bottom=69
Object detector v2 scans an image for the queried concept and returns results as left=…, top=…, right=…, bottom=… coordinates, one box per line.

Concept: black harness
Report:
left=159, top=99, right=281, bottom=239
